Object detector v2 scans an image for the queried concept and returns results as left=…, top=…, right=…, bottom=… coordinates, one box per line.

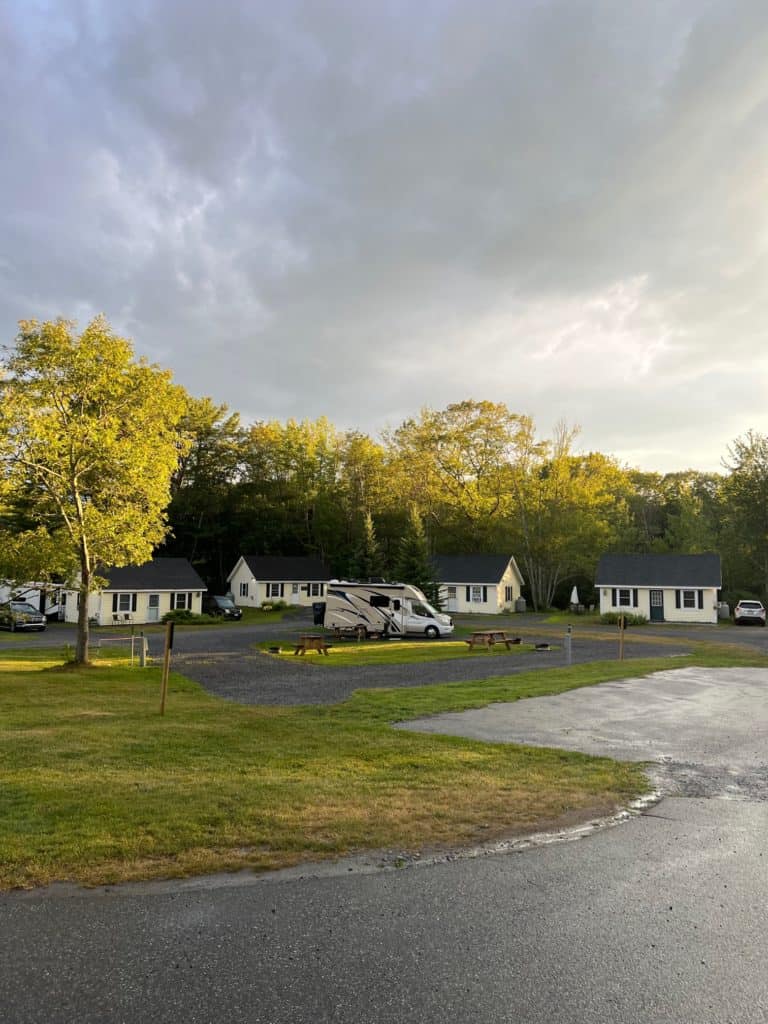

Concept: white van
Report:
left=319, top=581, right=454, bottom=639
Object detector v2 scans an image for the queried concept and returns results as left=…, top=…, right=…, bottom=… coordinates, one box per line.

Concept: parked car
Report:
left=202, top=594, right=243, bottom=620
left=733, top=600, right=766, bottom=626
left=0, top=600, right=47, bottom=632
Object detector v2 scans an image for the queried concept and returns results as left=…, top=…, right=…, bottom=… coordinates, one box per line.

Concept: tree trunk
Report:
left=76, top=554, right=90, bottom=665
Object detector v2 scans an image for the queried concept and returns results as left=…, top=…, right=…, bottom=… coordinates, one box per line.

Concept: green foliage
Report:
left=599, top=612, right=648, bottom=626
left=260, top=600, right=288, bottom=611
left=161, top=609, right=219, bottom=625
left=0, top=316, right=189, bottom=663
left=349, top=510, right=385, bottom=580
left=393, top=505, right=441, bottom=605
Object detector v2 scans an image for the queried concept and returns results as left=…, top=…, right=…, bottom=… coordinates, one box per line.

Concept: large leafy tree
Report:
left=0, top=317, right=189, bottom=664
left=393, top=505, right=441, bottom=605
left=720, top=430, right=768, bottom=598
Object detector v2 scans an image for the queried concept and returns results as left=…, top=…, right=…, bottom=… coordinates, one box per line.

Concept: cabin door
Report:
left=650, top=590, right=664, bottom=622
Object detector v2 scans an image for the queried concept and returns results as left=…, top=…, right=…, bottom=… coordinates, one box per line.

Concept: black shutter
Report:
left=698, top=590, right=704, bottom=609
left=466, top=586, right=471, bottom=602
left=320, top=583, right=324, bottom=596
left=132, top=594, right=137, bottom=612
left=280, top=583, right=284, bottom=598
left=187, top=592, right=192, bottom=609
left=482, top=586, right=488, bottom=603
left=633, top=588, right=639, bottom=608
left=112, top=594, right=118, bottom=612
left=675, top=590, right=680, bottom=609
left=612, top=588, right=617, bottom=606
left=170, top=593, right=175, bottom=610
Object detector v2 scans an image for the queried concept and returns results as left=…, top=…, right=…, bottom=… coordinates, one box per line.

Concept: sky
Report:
left=2, top=0, right=768, bottom=473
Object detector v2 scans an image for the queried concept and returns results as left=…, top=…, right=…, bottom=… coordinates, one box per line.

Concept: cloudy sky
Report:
left=2, top=0, right=768, bottom=472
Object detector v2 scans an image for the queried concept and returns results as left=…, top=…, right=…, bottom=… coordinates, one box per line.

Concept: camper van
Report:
left=319, top=580, right=454, bottom=639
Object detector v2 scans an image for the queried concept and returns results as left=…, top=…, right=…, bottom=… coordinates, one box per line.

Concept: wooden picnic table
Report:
left=465, top=630, right=522, bottom=651
left=293, top=634, right=331, bottom=656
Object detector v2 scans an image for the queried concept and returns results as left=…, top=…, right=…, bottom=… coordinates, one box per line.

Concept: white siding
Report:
left=227, top=559, right=327, bottom=608
left=598, top=586, right=718, bottom=624
left=62, top=589, right=203, bottom=625
left=439, top=563, right=523, bottom=614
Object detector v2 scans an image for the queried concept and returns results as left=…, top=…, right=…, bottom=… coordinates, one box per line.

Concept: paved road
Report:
left=2, top=655, right=768, bottom=1021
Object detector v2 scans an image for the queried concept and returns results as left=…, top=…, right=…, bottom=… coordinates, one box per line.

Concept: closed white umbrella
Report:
left=570, top=585, right=579, bottom=606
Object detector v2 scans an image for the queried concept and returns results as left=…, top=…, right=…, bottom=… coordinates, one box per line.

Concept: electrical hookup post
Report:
left=618, top=614, right=626, bottom=660
left=160, top=620, right=175, bottom=715
left=564, top=624, right=573, bottom=666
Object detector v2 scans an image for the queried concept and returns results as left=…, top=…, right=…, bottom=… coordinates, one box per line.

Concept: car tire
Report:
left=425, top=625, right=440, bottom=639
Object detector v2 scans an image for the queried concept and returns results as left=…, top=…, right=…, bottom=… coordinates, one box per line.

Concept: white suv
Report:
left=734, top=600, right=766, bottom=626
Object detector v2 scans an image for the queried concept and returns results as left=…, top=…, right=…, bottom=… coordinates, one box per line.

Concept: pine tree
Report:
left=350, top=511, right=385, bottom=581
left=393, top=506, right=441, bottom=606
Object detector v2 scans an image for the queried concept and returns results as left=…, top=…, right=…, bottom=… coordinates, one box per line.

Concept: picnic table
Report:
left=464, top=630, right=522, bottom=651
left=293, top=634, right=331, bottom=656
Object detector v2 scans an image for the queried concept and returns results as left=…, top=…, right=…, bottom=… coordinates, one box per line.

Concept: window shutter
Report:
left=698, top=590, right=704, bottom=609
left=612, top=588, right=617, bottom=606
left=675, top=590, right=680, bottom=609
left=187, top=592, right=192, bottom=609
left=112, top=594, right=118, bottom=613
left=320, top=583, right=324, bottom=596
left=482, top=586, right=488, bottom=602
left=132, top=594, right=137, bottom=612
left=633, top=588, right=639, bottom=608
left=170, top=593, right=175, bottom=610
left=280, top=583, right=284, bottom=598
left=466, top=586, right=471, bottom=602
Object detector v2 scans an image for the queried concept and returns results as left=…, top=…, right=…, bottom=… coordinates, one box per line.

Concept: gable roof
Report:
left=99, top=558, right=206, bottom=592
left=595, top=553, right=721, bottom=588
left=235, top=555, right=331, bottom=582
left=432, top=554, right=524, bottom=585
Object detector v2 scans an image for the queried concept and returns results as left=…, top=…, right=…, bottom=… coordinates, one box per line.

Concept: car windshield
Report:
left=11, top=602, right=38, bottom=613
left=214, top=596, right=236, bottom=608
left=739, top=601, right=763, bottom=608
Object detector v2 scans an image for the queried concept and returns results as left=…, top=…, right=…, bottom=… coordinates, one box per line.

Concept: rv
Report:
left=318, top=580, right=454, bottom=639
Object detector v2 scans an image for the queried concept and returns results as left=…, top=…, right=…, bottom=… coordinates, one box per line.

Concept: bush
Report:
left=260, top=600, right=288, bottom=611
left=599, top=612, right=648, bottom=626
left=161, top=609, right=218, bottom=625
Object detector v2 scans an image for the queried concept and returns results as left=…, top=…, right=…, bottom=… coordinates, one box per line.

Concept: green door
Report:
left=650, top=590, right=664, bottom=622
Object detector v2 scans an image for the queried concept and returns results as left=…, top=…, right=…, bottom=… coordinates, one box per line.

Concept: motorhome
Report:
left=318, top=580, right=454, bottom=638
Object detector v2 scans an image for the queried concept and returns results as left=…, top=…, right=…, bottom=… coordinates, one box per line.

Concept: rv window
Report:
left=393, top=599, right=400, bottom=611
left=370, top=594, right=390, bottom=608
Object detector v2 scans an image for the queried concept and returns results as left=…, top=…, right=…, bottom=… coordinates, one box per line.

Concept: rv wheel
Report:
left=425, top=625, right=439, bottom=639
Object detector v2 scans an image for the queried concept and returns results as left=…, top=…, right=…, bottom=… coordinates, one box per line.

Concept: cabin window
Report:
left=505, top=586, right=514, bottom=602
left=310, top=583, right=322, bottom=596
left=174, top=592, right=188, bottom=610
left=267, top=583, right=282, bottom=598
left=239, top=582, right=249, bottom=597
left=292, top=583, right=300, bottom=594
left=682, top=590, right=696, bottom=609
left=446, top=586, right=457, bottom=599
left=117, top=593, right=133, bottom=612
left=471, top=586, right=483, bottom=603
left=617, top=589, right=632, bottom=607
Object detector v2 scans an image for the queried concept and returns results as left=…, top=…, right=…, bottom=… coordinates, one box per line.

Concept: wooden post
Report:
left=618, top=615, right=625, bottom=661
left=160, top=621, right=174, bottom=715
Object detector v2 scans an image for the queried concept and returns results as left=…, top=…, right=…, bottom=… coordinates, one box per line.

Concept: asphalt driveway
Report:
left=400, top=665, right=768, bottom=800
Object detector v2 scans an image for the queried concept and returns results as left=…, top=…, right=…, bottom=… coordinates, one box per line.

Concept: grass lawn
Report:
left=2, top=641, right=765, bottom=890
left=255, top=638, right=542, bottom=665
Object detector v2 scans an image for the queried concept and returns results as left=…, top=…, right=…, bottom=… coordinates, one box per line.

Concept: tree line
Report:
left=161, top=395, right=768, bottom=611
left=2, top=317, right=768, bottom=666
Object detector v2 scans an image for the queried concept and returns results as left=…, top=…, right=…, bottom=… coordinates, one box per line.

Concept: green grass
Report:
left=255, top=638, right=541, bottom=665
left=1, top=640, right=764, bottom=890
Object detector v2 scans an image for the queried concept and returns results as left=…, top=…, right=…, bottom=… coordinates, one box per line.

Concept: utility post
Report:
left=565, top=624, right=573, bottom=666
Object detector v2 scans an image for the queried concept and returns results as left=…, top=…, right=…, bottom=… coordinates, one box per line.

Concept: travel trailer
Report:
left=318, top=580, right=454, bottom=639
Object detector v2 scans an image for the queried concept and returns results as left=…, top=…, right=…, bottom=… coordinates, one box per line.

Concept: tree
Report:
left=507, top=424, right=634, bottom=610
left=393, top=505, right=441, bottom=605
left=349, top=511, right=385, bottom=581
left=721, top=430, right=768, bottom=598
left=0, top=317, right=189, bottom=664
left=386, top=400, right=531, bottom=551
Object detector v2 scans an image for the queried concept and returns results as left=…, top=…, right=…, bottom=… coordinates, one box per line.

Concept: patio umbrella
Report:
left=570, top=585, right=579, bottom=605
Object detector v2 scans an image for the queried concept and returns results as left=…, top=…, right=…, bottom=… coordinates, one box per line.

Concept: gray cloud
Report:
left=2, top=0, right=768, bottom=471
